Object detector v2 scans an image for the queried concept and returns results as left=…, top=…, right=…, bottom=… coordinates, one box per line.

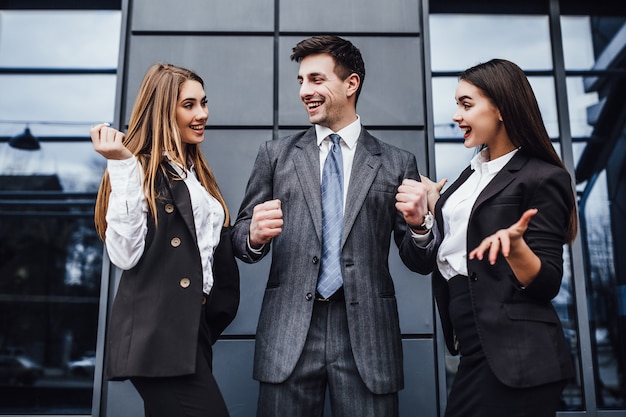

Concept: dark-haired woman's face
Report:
left=452, top=80, right=507, bottom=152
left=176, top=80, right=209, bottom=146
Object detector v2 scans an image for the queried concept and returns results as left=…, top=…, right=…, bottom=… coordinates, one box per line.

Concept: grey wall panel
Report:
left=280, top=0, right=420, bottom=33
left=131, top=0, right=274, bottom=32
left=123, top=36, right=274, bottom=127
left=213, top=340, right=258, bottom=417
left=369, top=130, right=428, bottom=174
left=391, top=248, right=434, bottom=334
left=105, top=380, right=143, bottom=417
left=201, top=130, right=274, bottom=335
left=401, top=339, right=438, bottom=417
left=200, top=130, right=273, bottom=221
left=279, top=36, right=425, bottom=127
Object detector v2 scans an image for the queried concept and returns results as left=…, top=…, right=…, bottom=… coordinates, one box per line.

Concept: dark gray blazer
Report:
left=431, top=151, right=575, bottom=388
left=232, top=127, right=434, bottom=394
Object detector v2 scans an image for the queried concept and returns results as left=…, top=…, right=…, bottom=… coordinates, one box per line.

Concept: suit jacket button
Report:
left=470, top=272, right=478, bottom=281
left=165, top=203, right=175, bottom=213
left=180, top=278, right=190, bottom=288
left=312, top=256, right=319, bottom=264
left=305, top=293, right=313, bottom=301
left=171, top=237, right=181, bottom=247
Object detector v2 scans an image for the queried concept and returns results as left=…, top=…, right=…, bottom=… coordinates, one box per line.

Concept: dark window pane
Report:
left=0, top=190, right=102, bottom=413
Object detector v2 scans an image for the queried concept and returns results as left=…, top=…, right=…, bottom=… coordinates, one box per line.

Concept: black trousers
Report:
left=130, top=299, right=229, bottom=417
left=444, top=275, right=567, bottom=417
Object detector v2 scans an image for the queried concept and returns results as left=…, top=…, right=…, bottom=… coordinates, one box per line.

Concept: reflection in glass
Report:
left=429, top=14, right=552, bottom=72
left=0, top=9, right=116, bottom=413
left=0, top=197, right=102, bottom=414
left=0, top=10, right=121, bottom=68
left=579, top=171, right=624, bottom=408
left=565, top=10, right=626, bottom=409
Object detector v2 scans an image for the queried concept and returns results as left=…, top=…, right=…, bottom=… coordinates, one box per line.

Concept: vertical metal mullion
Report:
left=273, top=0, right=280, bottom=139
left=549, top=0, right=598, bottom=415
left=94, top=0, right=131, bottom=416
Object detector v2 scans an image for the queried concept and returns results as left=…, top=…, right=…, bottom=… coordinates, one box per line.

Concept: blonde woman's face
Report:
left=176, top=80, right=208, bottom=145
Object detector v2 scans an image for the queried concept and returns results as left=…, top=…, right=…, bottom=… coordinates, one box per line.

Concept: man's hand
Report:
left=395, top=179, right=430, bottom=230
left=250, top=199, right=283, bottom=248
left=419, top=174, right=447, bottom=213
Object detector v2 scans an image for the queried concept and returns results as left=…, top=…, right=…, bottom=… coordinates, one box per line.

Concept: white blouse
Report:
left=104, top=155, right=224, bottom=294
left=436, top=148, right=518, bottom=280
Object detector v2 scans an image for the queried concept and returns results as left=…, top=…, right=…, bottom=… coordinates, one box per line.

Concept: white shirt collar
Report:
left=470, top=147, right=519, bottom=174
left=315, top=115, right=361, bottom=149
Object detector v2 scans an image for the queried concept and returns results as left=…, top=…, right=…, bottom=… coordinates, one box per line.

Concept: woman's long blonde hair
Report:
left=94, top=63, right=230, bottom=241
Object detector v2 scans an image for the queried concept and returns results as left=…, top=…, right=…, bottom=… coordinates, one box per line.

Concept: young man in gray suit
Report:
left=232, top=35, right=435, bottom=417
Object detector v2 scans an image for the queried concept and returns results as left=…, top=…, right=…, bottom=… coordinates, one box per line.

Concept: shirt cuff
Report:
left=107, top=156, right=139, bottom=190
left=410, top=228, right=432, bottom=244
left=247, top=235, right=265, bottom=255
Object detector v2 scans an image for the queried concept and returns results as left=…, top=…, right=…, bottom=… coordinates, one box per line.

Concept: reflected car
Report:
left=67, top=354, right=96, bottom=377
left=0, top=354, right=44, bottom=386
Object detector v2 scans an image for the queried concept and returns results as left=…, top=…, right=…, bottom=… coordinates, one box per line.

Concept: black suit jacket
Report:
left=105, top=165, right=239, bottom=380
left=431, top=151, right=575, bottom=388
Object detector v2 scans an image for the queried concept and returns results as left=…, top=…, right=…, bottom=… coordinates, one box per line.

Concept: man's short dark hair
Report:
left=291, top=35, right=366, bottom=102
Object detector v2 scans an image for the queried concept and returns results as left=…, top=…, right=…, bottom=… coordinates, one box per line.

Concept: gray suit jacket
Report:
left=232, top=127, right=434, bottom=394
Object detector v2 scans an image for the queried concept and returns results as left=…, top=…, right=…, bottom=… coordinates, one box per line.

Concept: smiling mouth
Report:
left=307, top=101, right=323, bottom=110
left=190, top=125, right=204, bottom=131
left=461, top=126, right=471, bottom=138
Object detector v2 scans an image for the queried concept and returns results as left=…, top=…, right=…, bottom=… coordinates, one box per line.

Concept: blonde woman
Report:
left=91, top=63, right=238, bottom=417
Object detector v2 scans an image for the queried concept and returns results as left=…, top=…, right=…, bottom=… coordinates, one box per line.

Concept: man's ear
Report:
left=346, top=73, right=360, bottom=98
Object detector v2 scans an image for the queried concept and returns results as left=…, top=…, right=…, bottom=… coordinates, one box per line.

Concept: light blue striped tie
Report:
left=317, top=133, right=344, bottom=299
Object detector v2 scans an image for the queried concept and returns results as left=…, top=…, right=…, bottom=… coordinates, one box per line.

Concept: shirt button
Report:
left=165, top=203, right=175, bottom=213
left=180, top=278, right=190, bottom=288
left=171, top=237, right=181, bottom=247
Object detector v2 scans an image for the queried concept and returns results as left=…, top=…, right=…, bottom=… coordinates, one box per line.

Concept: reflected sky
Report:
left=0, top=10, right=600, bottom=192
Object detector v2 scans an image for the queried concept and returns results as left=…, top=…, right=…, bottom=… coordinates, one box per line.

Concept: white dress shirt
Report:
left=105, top=155, right=224, bottom=294
left=436, top=147, right=519, bottom=280
left=315, top=116, right=361, bottom=212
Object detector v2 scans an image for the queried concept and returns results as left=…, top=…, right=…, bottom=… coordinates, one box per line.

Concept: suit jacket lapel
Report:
left=343, top=130, right=381, bottom=247
left=435, top=165, right=472, bottom=234
left=293, top=128, right=324, bottom=242
left=434, top=151, right=528, bottom=232
left=472, top=151, right=526, bottom=212
left=162, top=165, right=198, bottom=243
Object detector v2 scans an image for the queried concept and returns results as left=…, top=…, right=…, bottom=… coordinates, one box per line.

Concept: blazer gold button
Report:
left=165, top=203, right=175, bottom=213
left=180, top=278, right=190, bottom=288
left=171, top=237, right=181, bottom=247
